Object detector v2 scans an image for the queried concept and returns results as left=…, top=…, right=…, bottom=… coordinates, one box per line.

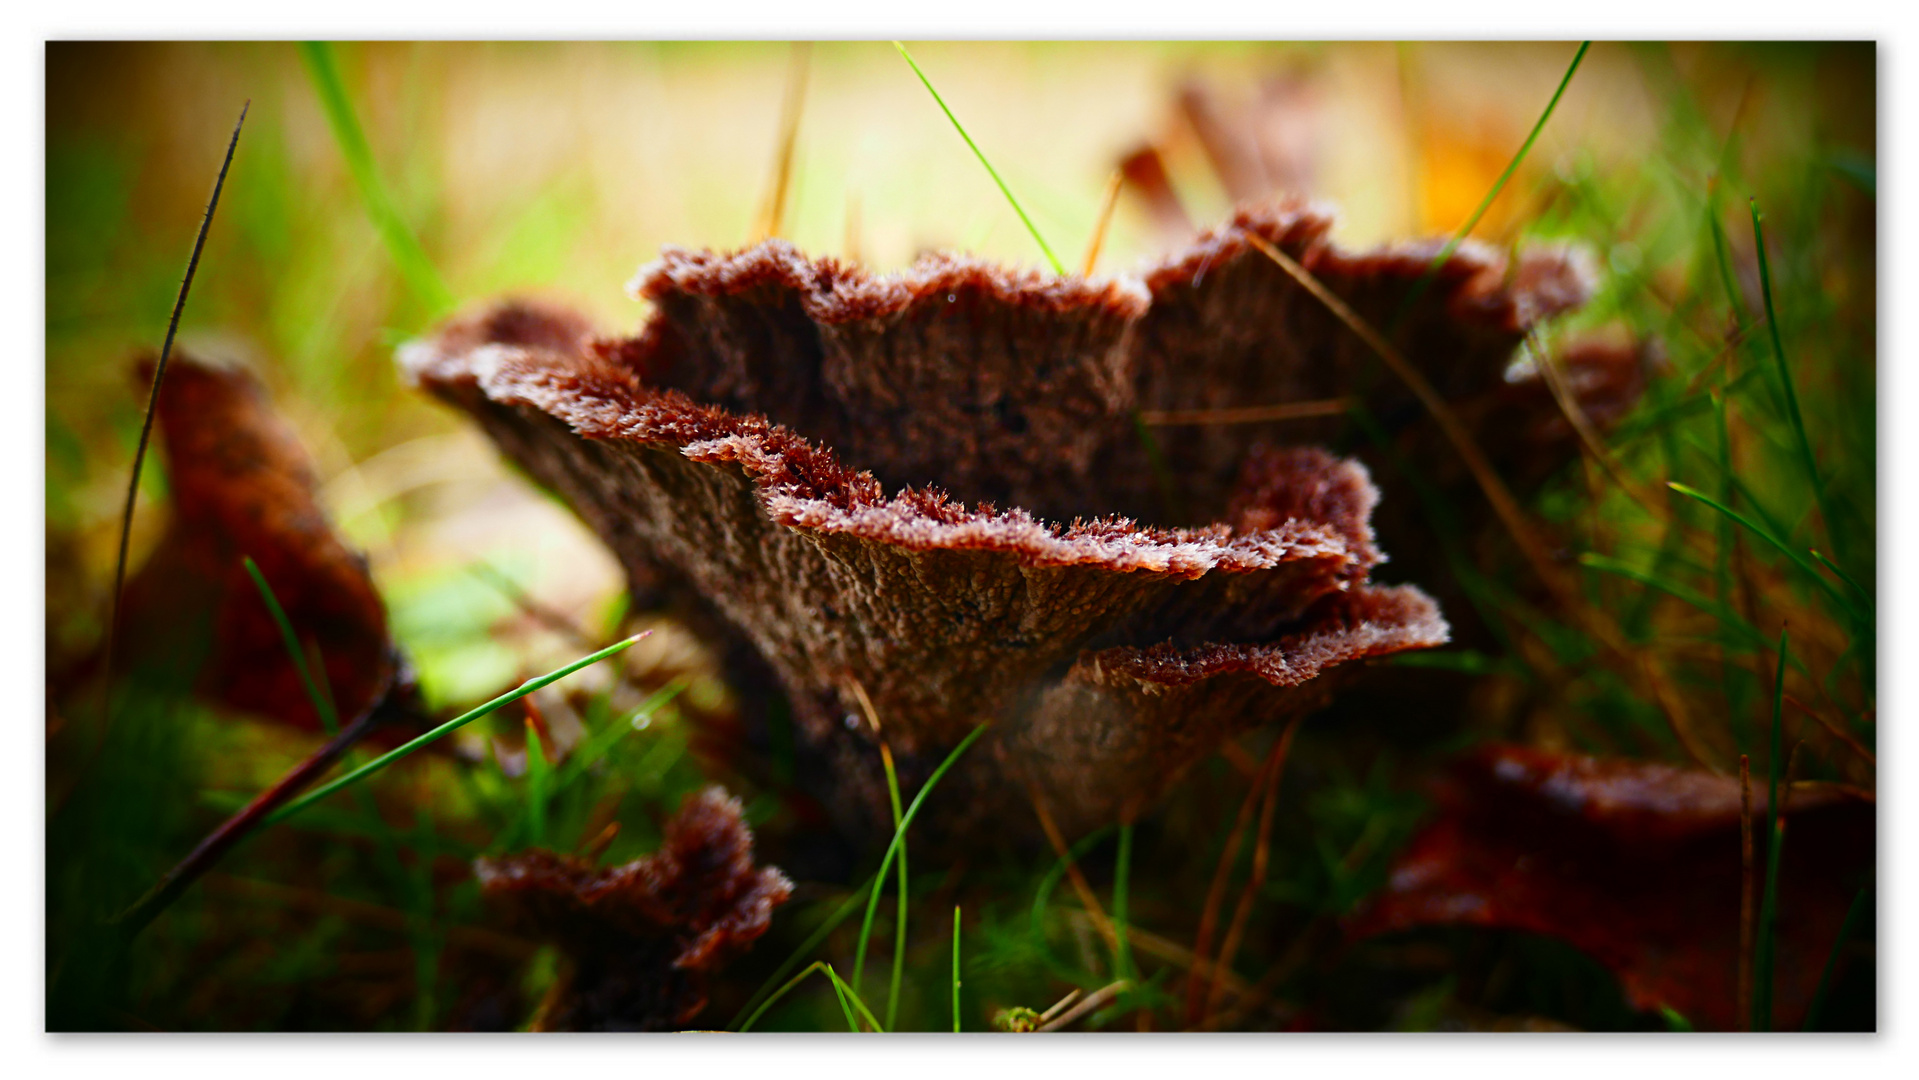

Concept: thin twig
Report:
left=1639, top=652, right=1721, bottom=773
left=1784, top=694, right=1875, bottom=769
left=1037, top=987, right=1082, bottom=1024
left=111, top=668, right=403, bottom=941
left=754, top=42, right=811, bottom=242
left=1526, top=330, right=1664, bottom=516
left=1079, top=168, right=1124, bottom=277
left=1026, top=784, right=1118, bottom=955
left=1204, top=715, right=1303, bottom=1026
left=1241, top=232, right=1568, bottom=601
left=102, top=101, right=248, bottom=716
left=1035, top=980, right=1129, bottom=1032
left=1184, top=733, right=1286, bottom=1026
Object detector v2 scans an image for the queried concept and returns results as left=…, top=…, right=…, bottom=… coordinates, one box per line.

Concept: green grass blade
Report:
left=1810, top=548, right=1871, bottom=607
left=952, top=904, right=963, bottom=1033
left=853, top=723, right=992, bottom=999
left=1390, top=41, right=1589, bottom=329
left=553, top=678, right=688, bottom=792
left=1803, top=884, right=1870, bottom=1031
left=823, top=965, right=885, bottom=1033
left=1707, top=201, right=1748, bottom=324
left=299, top=41, right=455, bottom=316
left=736, top=960, right=828, bottom=1033
left=880, top=747, right=909, bottom=1031
left=1749, top=199, right=1840, bottom=565
left=1752, top=627, right=1788, bottom=1032
left=243, top=556, right=341, bottom=735
left=728, top=884, right=872, bottom=1031
left=1113, top=821, right=1135, bottom=985
left=265, top=634, right=643, bottom=825
left=523, top=717, right=549, bottom=848
left=1577, top=553, right=1768, bottom=649
left=893, top=41, right=1063, bottom=276
left=824, top=965, right=863, bottom=1032
left=1029, top=825, right=1113, bottom=976
left=1659, top=1005, right=1695, bottom=1032
left=1667, top=482, right=1855, bottom=616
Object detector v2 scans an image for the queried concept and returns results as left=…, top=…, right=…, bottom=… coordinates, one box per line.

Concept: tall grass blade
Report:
left=1667, top=483, right=1854, bottom=616
left=853, top=723, right=991, bottom=999
left=1113, top=821, right=1135, bottom=985
left=299, top=42, right=455, bottom=316
left=879, top=744, right=909, bottom=1031
left=823, top=965, right=885, bottom=1033
left=1749, top=199, right=1840, bottom=564
left=1390, top=41, right=1589, bottom=329
left=243, top=557, right=341, bottom=735
left=952, top=904, right=963, bottom=1033
left=735, top=960, right=829, bottom=1033
left=1803, top=884, right=1870, bottom=1031
left=104, top=101, right=248, bottom=720
left=892, top=41, right=1063, bottom=275
left=729, top=885, right=871, bottom=1030
left=1752, top=628, right=1788, bottom=1032
left=523, top=718, right=549, bottom=847
left=266, top=634, right=645, bottom=825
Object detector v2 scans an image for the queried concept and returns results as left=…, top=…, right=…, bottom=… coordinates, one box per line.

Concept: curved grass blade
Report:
left=853, top=723, right=991, bottom=1001
left=1578, top=553, right=1768, bottom=649
left=1113, top=822, right=1136, bottom=986
left=729, top=884, right=871, bottom=1030
left=952, top=904, right=963, bottom=1033
left=103, top=101, right=248, bottom=720
left=1750, top=199, right=1841, bottom=566
left=243, top=556, right=341, bottom=735
left=1029, top=825, right=1114, bottom=976
left=1390, top=41, right=1589, bottom=329
left=879, top=744, right=909, bottom=1031
left=266, top=634, right=645, bottom=825
left=736, top=960, right=830, bottom=1033
left=1668, top=482, right=1856, bottom=618
left=300, top=42, right=455, bottom=316
left=893, top=41, right=1063, bottom=275
left=1804, top=883, right=1870, bottom=1031
left=823, top=965, right=884, bottom=1033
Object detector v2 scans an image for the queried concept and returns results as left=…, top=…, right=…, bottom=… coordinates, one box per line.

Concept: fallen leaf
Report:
left=117, top=355, right=394, bottom=730
left=1345, top=744, right=1874, bottom=1031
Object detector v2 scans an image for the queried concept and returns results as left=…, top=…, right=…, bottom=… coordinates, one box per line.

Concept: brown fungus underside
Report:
left=404, top=201, right=1598, bottom=840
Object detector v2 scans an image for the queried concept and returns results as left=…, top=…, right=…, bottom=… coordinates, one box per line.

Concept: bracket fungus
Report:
left=403, top=200, right=1599, bottom=841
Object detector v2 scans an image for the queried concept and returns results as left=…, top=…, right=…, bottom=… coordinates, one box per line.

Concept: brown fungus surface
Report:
left=401, top=200, right=1608, bottom=839
left=474, top=787, right=792, bottom=1032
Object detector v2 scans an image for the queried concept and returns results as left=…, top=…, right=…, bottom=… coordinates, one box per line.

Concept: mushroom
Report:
left=402, top=199, right=1594, bottom=842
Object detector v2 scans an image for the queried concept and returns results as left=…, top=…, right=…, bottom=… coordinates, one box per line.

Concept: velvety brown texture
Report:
left=1345, top=745, right=1875, bottom=1031
left=116, top=356, right=395, bottom=731
left=400, top=200, right=1618, bottom=837
left=474, top=787, right=792, bottom=1031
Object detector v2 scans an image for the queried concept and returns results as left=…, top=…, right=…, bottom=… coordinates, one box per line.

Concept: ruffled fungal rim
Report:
left=400, top=318, right=1382, bottom=583
left=624, top=199, right=1594, bottom=351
